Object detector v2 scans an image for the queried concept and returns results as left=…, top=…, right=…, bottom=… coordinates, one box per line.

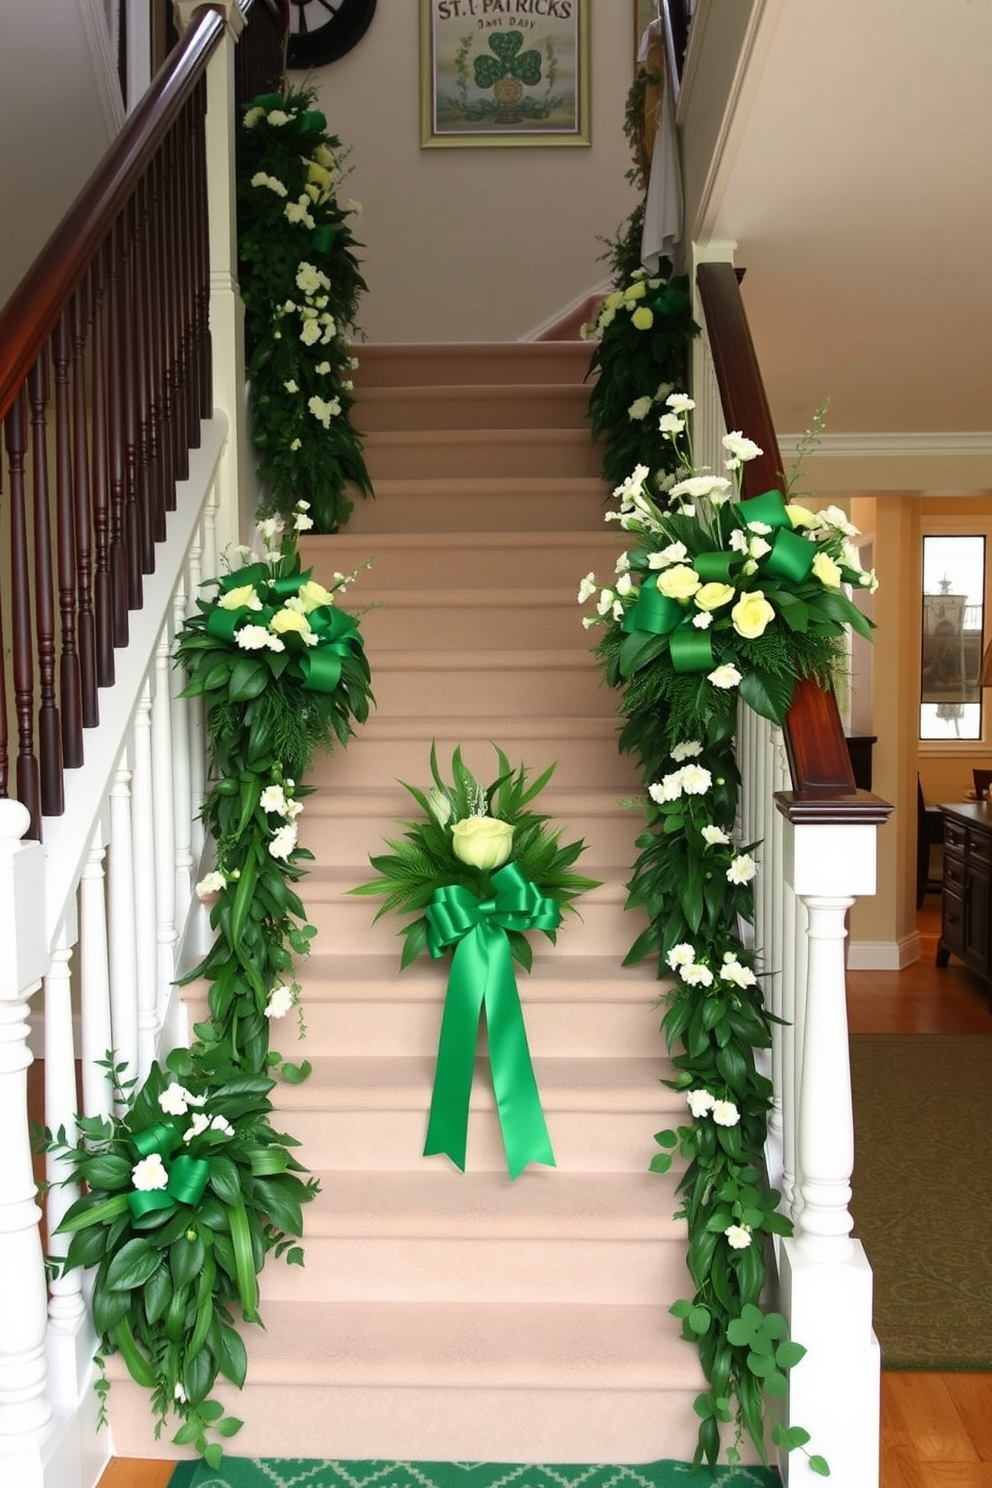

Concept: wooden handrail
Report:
left=696, top=260, right=892, bottom=823
left=0, top=4, right=225, bottom=424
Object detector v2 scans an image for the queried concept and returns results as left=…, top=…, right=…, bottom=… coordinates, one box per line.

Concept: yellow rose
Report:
left=656, top=565, right=702, bottom=601
left=731, top=590, right=776, bottom=639
left=218, top=583, right=259, bottom=611
left=631, top=307, right=654, bottom=330
left=695, top=582, right=736, bottom=612
left=624, top=280, right=647, bottom=301
left=297, top=579, right=335, bottom=613
left=811, top=551, right=842, bottom=589
left=269, top=607, right=313, bottom=638
left=450, top=815, right=514, bottom=872
left=785, top=504, right=818, bottom=529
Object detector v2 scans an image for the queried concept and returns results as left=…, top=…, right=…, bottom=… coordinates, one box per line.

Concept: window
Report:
left=920, top=533, right=988, bottom=741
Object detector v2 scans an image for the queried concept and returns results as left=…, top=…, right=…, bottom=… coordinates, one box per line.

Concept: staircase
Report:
left=109, top=341, right=711, bottom=1465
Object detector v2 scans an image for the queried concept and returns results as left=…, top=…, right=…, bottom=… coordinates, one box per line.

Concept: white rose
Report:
left=731, top=590, right=776, bottom=640
left=656, top=565, right=701, bottom=601
left=708, top=663, right=743, bottom=690
left=132, top=1154, right=169, bottom=1192
left=450, top=816, right=514, bottom=871
left=812, top=551, right=843, bottom=589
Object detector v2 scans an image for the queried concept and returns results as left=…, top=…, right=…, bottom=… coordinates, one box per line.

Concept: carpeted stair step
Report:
left=258, top=1170, right=686, bottom=1306
left=308, top=719, right=640, bottom=792
left=351, top=340, right=594, bottom=388
left=367, top=650, right=618, bottom=719
left=361, top=431, right=602, bottom=483
left=302, top=532, right=624, bottom=591
left=357, top=588, right=598, bottom=653
left=108, top=1299, right=702, bottom=1463
left=341, top=477, right=608, bottom=533
left=274, top=1055, right=673, bottom=1174
left=354, top=383, right=592, bottom=433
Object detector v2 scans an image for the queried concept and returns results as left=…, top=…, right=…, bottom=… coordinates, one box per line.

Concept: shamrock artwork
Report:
left=421, top=0, right=590, bottom=147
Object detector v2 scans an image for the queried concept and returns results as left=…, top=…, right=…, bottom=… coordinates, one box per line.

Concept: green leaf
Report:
left=775, top=1339, right=807, bottom=1370
left=204, top=1443, right=224, bottom=1472
left=106, top=1238, right=162, bottom=1292
left=143, top=1262, right=172, bottom=1325
left=688, top=1305, right=710, bottom=1336
left=217, top=1416, right=244, bottom=1439
left=739, top=667, right=794, bottom=725
left=228, top=657, right=268, bottom=703
left=809, top=1455, right=831, bottom=1476
left=80, top=1154, right=134, bottom=1190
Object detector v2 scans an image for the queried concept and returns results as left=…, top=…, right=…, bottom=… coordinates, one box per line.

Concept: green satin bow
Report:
left=423, top=864, right=559, bottom=1181
left=127, top=1122, right=211, bottom=1220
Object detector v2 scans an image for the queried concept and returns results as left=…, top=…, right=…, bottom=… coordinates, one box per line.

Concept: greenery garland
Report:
left=237, top=86, right=371, bottom=532
left=39, top=508, right=373, bottom=1465
left=579, top=399, right=875, bottom=1474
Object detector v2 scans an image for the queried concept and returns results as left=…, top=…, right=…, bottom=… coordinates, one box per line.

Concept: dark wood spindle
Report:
left=132, top=172, right=157, bottom=564
left=71, top=282, right=99, bottom=726
left=159, top=125, right=179, bottom=508
left=53, top=315, right=84, bottom=768
left=90, top=251, right=118, bottom=681
left=6, top=392, right=43, bottom=837
left=194, top=83, right=212, bottom=420
left=105, top=224, right=130, bottom=646
left=28, top=354, right=65, bottom=817
left=119, top=200, right=145, bottom=596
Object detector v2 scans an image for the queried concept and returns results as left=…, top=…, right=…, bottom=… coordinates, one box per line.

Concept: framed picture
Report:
left=420, top=0, right=590, bottom=149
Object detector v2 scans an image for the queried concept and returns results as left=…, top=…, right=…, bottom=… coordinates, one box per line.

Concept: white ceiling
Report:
left=690, top=0, right=992, bottom=440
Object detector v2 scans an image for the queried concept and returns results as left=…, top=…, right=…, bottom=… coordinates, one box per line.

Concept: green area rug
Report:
left=168, top=1462, right=779, bottom=1488
left=849, top=1033, right=992, bottom=1369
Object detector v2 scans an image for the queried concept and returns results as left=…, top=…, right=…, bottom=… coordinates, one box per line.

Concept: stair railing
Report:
left=693, top=257, right=893, bottom=1487
left=0, top=4, right=280, bottom=1483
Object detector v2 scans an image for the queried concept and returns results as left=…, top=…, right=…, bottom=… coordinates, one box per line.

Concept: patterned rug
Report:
left=168, top=1461, right=780, bottom=1488
left=849, top=1033, right=992, bottom=1368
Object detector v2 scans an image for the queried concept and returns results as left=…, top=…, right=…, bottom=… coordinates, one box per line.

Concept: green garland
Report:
left=237, top=86, right=371, bottom=532
left=39, top=510, right=373, bottom=1466
left=584, top=271, right=699, bottom=492
left=579, top=400, right=875, bottom=1474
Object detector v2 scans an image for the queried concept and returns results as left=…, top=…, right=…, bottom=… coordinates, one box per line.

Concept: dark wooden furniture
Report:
left=936, top=802, right=992, bottom=997
left=846, top=733, right=877, bottom=792
left=918, top=777, right=945, bottom=907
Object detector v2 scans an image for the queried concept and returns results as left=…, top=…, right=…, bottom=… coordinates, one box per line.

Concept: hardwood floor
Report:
left=81, top=903, right=988, bottom=1485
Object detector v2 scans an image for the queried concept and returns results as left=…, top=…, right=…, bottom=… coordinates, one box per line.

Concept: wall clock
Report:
left=286, top=0, right=377, bottom=70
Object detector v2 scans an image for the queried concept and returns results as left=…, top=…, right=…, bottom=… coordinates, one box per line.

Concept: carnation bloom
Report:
left=236, top=624, right=274, bottom=651
left=183, top=1112, right=210, bottom=1143
left=722, top=432, right=762, bottom=463
left=686, top=1089, right=716, bottom=1118
left=708, top=663, right=743, bottom=690
left=725, top=1223, right=753, bottom=1249
left=132, top=1153, right=169, bottom=1192
left=266, top=984, right=296, bottom=1019
left=721, top=957, right=758, bottom=989
left=679, top=764, right=712, bottom=795
left=670, top=740, right=703, bottom=762
left=666, top=393, right=695, bottom=413
left=195, top=870, right=226, bottom=900
left=269, top=823, right=298, bottom=861
left=727, top=853, right=757, bottom=885
left=680, top=963, right=715, bottom=987
left=159, top=1083, right=197, bottom=1116
left=577, top=573, right=598, bottom=603
left=711, top=1100, right=741, bottom=1126
left=666, top=943, right=696, bottom=969
left=701, top=825, right=730, bottom=846
left=649, top=774, right=683, bottom=804
left=628, top=396, right=653, bottom=420
left=260, top=784, right=289, bottom=816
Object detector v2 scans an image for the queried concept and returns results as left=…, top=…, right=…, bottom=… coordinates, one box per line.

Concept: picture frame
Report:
left=420, top=0, right=590, bottom=149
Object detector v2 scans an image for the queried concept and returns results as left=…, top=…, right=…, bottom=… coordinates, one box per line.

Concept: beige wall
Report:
left=309, top=0, right=638, bottom=342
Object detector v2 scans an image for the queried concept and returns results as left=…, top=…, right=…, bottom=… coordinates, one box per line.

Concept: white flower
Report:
left=269, top=823, right=298, bottom=861
left=236, top=624, right=272, bottom=651
left=708, top=663, right=743, bottom=690
left=628, top=396, right=653, bottom=421
left=174, top=1382, right=187, bottom=1403
left=656, top=565, right=701, bottom=601
left=296, top=261, right=330, bottom=296
left=290, top=438, right=302, bottom=451
left=747, top=521, right=772, bottom=536
left=722, top=432, right=762, bottom=463
left=159, top=1083, right=196, bottom=1116
left=300, top=319, right=322, bottom=346
left=596, top=588, right=617, bottom=617
left=727, top=853, right=757, bottom=885
left=285, top=199, right=316, bottom=229
left=748, top=535, right=771, bottom=560
left=426, top=787, right=452, bottom=827
left=266, top=109, right=292, bottom=126
left=860, top=568, right=879, bottom=593
left=210, top=1114, right=235, bottom=1136
left=819, top=504, right=859, bottom=536
left=679, top=764, right=712, bottom=795
left=132, top=1153, right=168, bottom=1192
left=812, top=551, right=843, bottom=589
left=725, top=1224, right=753, bottom=1249
left=721, top=957, right=757, bottom=989
left=315, top=360, right=332, bottom=375
left=183, top=1112, right=210, bottom=1143
left=670, top=740, right=703, bottom=762
left=243, top=106, right=265, bottom=129
left=712, top=1100, right=741, bottom=1126
left=308, top=395, right=340, bottom=428
left=295, top=510, right=315, bottom=532
left=576, top=572, right=598, bottom=604
left=658, top=413, right=685, bottom=435
left=666, top=943, right=696, bottom=969
left=615, top=552, right=631, bottom=574
left=250, top=171, right=287, bottom=198
left=613, top=464, right=650, bottom=507
left=686, top=1089, right=716, bottom=1118
left=284, top=379, right=299, bottom=394
left=612, top=600, right=624, bottom=622
left=265, top=983, right=296, bottom=1019
left=680, top=962, right=715, bottom=987
left=346, top=199, right=362, bottom=216
left=257, top=516, right=283, bottom=543
left=260, top=784, right=289, bottom=816
left=195, top=870, right=226, bottom=900
left=729, top=529, right=749, bottom=554
left=666, top=393, right=695, bottom=414
left=649, top=773, right=683, bottom=804
left=581, top=616, right=597, bottom=629
left=669, top=475, right=732, bottom=503
left=701, top=825, right=730, bottom=846
left=692, top=612, right=714, bottom=629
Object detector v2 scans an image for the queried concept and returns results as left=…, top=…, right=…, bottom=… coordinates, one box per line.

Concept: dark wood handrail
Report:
left=0, top=4, right=226, bottom=423
left=696, top=260, right=892, bottom=825
left=659, top=0, right=690, bottom=90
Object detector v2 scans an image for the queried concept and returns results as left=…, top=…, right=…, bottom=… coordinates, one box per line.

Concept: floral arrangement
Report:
left=40, top=507, right=373, bottom=1463
left=174, top=501, right=372, bottom=1076
left=237, top=86, right=371, bottom=532
left=41, top=1054, right=317, bottom=1468
left=583, top=271, right=698, bottom=491
left=576, top=398, right=871, bottom=1474
left=354, top=746, right=599, bottom=1180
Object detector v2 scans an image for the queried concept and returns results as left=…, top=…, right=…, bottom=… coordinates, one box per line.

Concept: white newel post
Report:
left=0, top=801, right=52, bottom=1486
left=777, top=815, right=882, bottom=1488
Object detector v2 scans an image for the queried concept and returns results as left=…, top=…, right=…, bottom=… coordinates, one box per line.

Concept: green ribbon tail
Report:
left=484, top=929, right=555, bottom=1181
left=669, top=626, right=715, bottom=674
left=763, top=526, right=816, bottom=582
left=736, top=489, right=788, bottom=529
left=423, top=927, right=487, bottom=1173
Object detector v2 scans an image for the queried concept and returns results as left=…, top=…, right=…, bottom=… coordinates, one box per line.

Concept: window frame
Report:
left=918, top=516, right=992, bottom=757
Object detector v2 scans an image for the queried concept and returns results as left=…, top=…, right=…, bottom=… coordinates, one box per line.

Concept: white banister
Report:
left=172, top=574, right=195, bottom=929
left=152, top=622, right=179, bottom=1021
left=0, top=800, right=51, bottom=1485
left=79, top=823, right=113, bottom=1122
left=108, top=749, right=140, bottom=1089
left=131, top=678, right=160, bottom=1079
